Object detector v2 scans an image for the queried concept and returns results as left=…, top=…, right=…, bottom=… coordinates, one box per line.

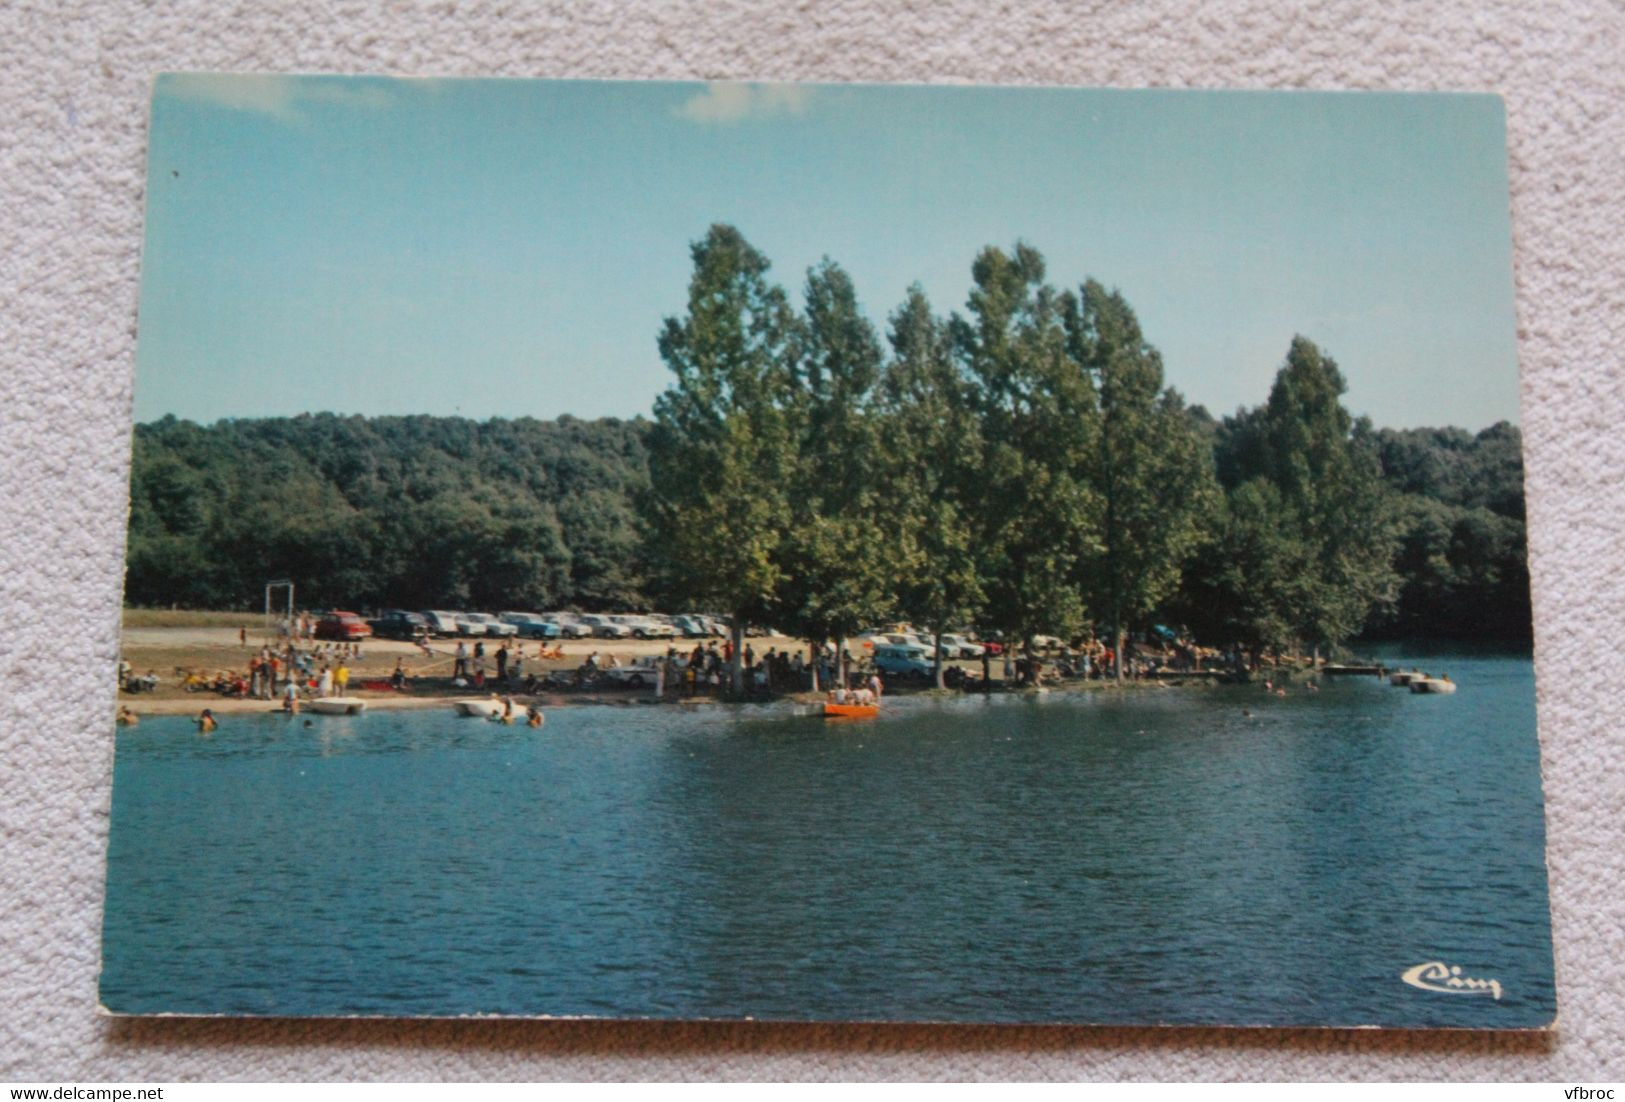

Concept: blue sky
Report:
left=136, top=76, right=1521, bottom=430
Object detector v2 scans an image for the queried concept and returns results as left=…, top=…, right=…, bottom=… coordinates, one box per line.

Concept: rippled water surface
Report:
left=101, top=647, right=1554, bottom=1026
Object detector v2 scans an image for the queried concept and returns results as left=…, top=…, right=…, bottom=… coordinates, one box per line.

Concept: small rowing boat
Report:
left=308, top=697, right=367, bottom=715
left=453, top=697, right=506, bottom=718
left=1409, top=677, right=1458, bottom=695
left=823, top=702, right=879, bottom=719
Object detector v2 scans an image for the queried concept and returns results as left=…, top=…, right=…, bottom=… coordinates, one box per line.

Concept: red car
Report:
left=315, top=611, right=372, bottom=640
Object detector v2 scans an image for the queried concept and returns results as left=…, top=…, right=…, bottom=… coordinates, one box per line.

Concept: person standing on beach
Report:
left=454, top=640, right=468, bottom=680
left=334, top=660, right=350, bottom=697
left=496, top=643, right=509, bottom=682
left=317, top=664, right=333, bottom=698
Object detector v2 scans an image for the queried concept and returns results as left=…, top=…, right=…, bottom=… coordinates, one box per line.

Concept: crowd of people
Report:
left=121, top=612, right=1303, bottom=730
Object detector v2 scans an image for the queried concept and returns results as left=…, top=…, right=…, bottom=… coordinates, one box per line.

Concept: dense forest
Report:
left=125, top=226, right=1532, bottom=654
left=125, top=414, right=650, bottom=614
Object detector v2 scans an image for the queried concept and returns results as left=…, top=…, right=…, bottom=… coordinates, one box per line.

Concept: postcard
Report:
left=102, top=75, right=1553, bottom=1027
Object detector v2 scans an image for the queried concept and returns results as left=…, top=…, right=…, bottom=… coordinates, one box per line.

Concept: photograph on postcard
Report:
left=101, top=76, right=1552, bottom=1027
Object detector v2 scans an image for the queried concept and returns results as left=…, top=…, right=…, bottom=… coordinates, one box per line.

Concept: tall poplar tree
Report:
left=645, top=225, right=800, bottom=693
left=952, top=244, right=1099, bottom=657
left=1069, top=280, right=1218, bottom=679
left=878, top=286, right=985, bottom=688
left=775, top=260, right=895, bottom=684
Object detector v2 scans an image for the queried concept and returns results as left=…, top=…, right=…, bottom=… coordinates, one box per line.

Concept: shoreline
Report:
left=116, top=677, right=1204, bottom=719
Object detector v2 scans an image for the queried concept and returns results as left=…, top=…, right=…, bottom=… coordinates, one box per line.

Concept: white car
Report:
left=618, top=615, right=675, bottom=639
left=937, top=633, right=986, bottom=659
left=576, top=614, right=632, bottom=639
left=601, top=656, right=679, bottom=688
left=458, top=612, right=518, bottom=637
left=419, top=610, right=464, bottom=637
left=548, top=614, right=597, bottom=640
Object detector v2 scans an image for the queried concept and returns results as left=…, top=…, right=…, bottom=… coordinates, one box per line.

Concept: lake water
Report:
left=100, top=647, right=1555, bottom=1026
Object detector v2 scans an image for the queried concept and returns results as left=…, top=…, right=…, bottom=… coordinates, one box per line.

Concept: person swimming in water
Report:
left=196, top=708, right=217, bottom=733
left=116, top=705, right=139, bottom=727
left=526, top=704, right=544, bottom=728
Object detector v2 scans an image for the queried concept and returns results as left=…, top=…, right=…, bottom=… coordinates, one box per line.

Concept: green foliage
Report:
left=951, top=244, right=1100, bottom=646
left=877, top=286, right=985, bottom=686
left=1364, top=423, right=1530, bottom=640
left=124, top=412, right=647, bottom=611
left=1201, top=338, right=1400, bottom=651
left=774, top=260, right=897, bottom=656
left=1068, top=279, right=1220, bottom=669
left=645, top=225, right=802, bottom=689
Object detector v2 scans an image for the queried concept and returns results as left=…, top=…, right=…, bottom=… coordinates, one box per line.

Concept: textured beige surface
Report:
left=2, top=0, right=1622, bottom=1081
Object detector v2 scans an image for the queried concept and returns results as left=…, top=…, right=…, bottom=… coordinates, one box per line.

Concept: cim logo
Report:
left=1401, top=960, right=1503, bottom=1000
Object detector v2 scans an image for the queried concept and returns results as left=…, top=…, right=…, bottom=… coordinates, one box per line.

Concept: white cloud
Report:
left=674, top=82, right=811, bottom=124
left=159, top=73, right=395, bottom=122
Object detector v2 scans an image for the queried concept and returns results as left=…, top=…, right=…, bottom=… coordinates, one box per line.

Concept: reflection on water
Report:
left=100, top=649, right=1553, bottom=1026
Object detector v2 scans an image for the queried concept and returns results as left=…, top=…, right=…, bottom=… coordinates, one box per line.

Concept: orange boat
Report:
left=822, top=702, right=879, bottom=719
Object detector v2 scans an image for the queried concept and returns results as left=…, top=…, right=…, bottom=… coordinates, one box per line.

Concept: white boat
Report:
left=453, top=697, right=507, bottom=718
left=309, top=697, right=367, bottom=715
left=1390, top=669, right=1424, bottom=686
left=1410, top=677, right=1458, bottom=695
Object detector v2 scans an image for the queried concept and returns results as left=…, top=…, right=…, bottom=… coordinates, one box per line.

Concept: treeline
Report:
left=125, top=413, right=650, bottom=613
left=125, top=225, right=1531, bottom=665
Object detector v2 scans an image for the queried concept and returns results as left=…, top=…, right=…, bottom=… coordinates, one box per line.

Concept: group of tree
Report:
left=126, top=224, right=1533, bottom=681
left=125, top=413, right=650, bottom=614
left=643, top=225, right=1523, bottom=691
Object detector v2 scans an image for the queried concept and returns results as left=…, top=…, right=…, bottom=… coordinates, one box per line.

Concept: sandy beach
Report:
left=113, top=622, right=974, bottom=718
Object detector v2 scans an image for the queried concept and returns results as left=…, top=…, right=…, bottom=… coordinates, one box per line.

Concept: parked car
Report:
left=315, top=611, right=373, bottom=641
left=936, top=633, right=986, bottom=659
left=500, top=612, right=561, bottom=640
left=548, top=613, right=597, bottom=640
left=367, top=610, right=429, bottom=641
left=601, top=655, right=675, bottom=688
left=670, top=615, right=710, bottom=638
left=618, top=615, right=674, bottom=640
left=419, top=610, right=463, bottom=637
left=576, top=614, right=631, bottom=639
left=456, top=611, right=518, bottom=637
left=858, top=631, right=922, bottom=651
left=872, top=643, right=934, bottom=678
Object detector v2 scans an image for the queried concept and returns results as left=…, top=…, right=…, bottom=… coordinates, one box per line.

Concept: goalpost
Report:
left=265, top=579, right=295, bottom=636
